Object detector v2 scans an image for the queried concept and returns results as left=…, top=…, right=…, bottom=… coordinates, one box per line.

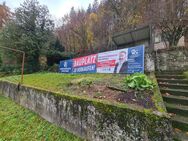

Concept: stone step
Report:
left=156, top=71, right=184, bottom=75
left=172, top=115, right=188, bottom=132
left=161, top=88, right=188, bottom=97
left=156, top=75, right=185, bottom=79
left=174, top=129, right=188, bottom=141
left=159, top=83, right=188, bottom=90
left=165, top=103, right=188, bottom=117
left=162, top=95, right=188, bottom=106
left=157, top=78, right=188, bottom=84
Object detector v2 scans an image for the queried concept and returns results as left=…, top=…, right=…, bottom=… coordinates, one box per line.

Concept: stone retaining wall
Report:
left=155, top=47, right=188, bottom=71
left=0, top=81, right=173, bottom=141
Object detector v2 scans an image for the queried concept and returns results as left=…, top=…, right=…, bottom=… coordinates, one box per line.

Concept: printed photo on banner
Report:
left=72, top=54, right=97, bottom=73
left=97, top=49, right=128, bottom=73
left=114, top=50, right=128, bottom=73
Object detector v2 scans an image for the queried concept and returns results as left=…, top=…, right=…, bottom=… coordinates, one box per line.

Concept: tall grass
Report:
left=0, top=95, right=83, bottom=141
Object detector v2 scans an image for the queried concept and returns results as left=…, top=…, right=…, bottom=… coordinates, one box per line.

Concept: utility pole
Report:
left=0, top=46, right=25, bottom=84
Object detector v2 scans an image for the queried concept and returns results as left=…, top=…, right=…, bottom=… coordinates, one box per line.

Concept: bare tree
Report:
left=108, top=0, right=148, bottom=33
left=148, top=0, right=188, bottom=47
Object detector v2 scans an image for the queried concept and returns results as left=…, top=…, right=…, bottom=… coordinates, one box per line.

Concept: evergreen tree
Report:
left=0, top=0, right=54, bottom=72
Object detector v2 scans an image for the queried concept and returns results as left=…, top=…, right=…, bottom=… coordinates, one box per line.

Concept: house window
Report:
left=154, top=33, right=161, bottom=43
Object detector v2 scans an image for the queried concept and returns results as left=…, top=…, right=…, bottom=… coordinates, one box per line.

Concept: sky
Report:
left=1, top=0, right=99, bottom=19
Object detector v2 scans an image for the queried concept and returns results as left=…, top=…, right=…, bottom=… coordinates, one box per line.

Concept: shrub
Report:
left=70, top=77, right=94, bottom=88
left=47, top=64, right=59, bottom=72
left=124, top=73, right=155, bottom=90
left=0, top=65, right=21, bottom=75
left=79, top=78, right=93, bottom=87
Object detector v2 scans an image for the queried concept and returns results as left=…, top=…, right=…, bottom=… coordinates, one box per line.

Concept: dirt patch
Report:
left=116, top=90, right=154, bottom=109
left=67, top=79, right=156, bottom=110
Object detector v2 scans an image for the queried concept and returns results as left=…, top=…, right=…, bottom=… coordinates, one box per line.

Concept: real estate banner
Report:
left=72, top=54, right=97, bottom=73
left=97, top=45, right=144, bottom=74
left=59, top=45, right=145, bottom=74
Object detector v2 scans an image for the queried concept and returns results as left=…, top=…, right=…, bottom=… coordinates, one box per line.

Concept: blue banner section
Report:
left=127, top=45, right=145, bottom=74
left=59, top=59, right=73, bottom=73
left=72, top=64, right=96, bottom=73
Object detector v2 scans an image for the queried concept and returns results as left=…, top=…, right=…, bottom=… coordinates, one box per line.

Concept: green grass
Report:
left=0, top=95, right=83, bottom=141
left=0, top=73, right=122, bottom=94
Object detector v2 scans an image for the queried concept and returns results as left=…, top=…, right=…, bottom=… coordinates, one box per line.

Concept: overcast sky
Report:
left=2, top=0, right=99, bottom=19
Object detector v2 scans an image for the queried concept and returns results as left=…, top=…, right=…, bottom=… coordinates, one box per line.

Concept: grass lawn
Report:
left=0, top=95, right=83, bottom=141
left=0, top=73, right=161, bottom=110
left=0, top=73, right=117, bottom=93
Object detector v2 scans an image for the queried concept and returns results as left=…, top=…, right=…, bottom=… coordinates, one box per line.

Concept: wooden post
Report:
left=21, top=52, right=25, bottom=84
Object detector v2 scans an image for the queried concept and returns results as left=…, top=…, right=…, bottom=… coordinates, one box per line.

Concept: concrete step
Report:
left=156, top=75, right=185, bottom=79
left=162, top=95, right=188, bottom=106
left=161, top=88, right=188, bottom=97
left=159, top=83, right=188, bottom=90
left=172, top=115, right=188, bottom=132
left=157, top=78, right=188, bottom=85
left=173, top=129, right=188, bottom=141
left=157, top=72, right=188, bottom=139
left=156, top=71, right=184, bottom=75
left=165, top=103, right=188, bottom=117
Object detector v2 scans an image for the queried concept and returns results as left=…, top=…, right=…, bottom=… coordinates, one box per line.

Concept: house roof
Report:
left=112, top=25, right=151, bottom=47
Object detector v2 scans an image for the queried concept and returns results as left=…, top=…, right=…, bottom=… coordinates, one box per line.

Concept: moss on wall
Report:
left=0, top=80, right=173, bottom=141
left=184, top=71, right=188, bottom=79
left=148, top=72, right=167, bottom=113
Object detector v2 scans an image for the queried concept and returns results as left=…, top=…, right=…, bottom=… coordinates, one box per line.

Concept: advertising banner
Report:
left=97, top=45, right=144, bottom=74
left=59, top=45, right=145, bottom=74
left=59, top=59, right=73, bottom=73
left=72, top=54, right=97, bottom=73
left=127, top=45, right=145, bottom=73
left=97, top=49, right=128, bottom=73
